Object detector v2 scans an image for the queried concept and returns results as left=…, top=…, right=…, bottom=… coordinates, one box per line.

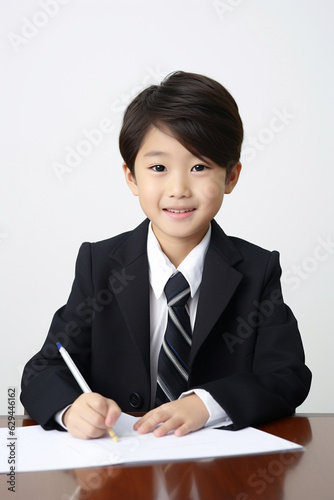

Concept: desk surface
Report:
left=1, top=414, right=333, bottom=500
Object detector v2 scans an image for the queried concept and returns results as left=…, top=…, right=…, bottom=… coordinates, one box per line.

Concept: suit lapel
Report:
left=108, top=220, right=151, bottom=375
left=190, top=221, right=243, bottom=366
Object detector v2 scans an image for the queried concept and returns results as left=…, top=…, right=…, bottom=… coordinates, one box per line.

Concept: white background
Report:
left=1, top=0, right=333, bottom=415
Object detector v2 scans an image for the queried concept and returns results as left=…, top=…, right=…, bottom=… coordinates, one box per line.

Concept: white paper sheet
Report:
left=0, top=413, right=303, bottom=473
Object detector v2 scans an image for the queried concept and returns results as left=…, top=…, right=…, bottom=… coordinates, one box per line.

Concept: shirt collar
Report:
left=147, top=223, right=211, bottom=300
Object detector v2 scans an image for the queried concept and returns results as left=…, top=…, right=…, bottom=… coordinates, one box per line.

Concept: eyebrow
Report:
left=143, top=151, right=170, bottom=157
left=142, top=149, right=213, bottom=165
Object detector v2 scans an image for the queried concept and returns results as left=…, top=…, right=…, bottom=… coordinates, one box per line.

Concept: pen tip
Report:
left=56, top=342, right=62, bottom=350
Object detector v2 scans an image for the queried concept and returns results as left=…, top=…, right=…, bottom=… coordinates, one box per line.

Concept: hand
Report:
left=63, top=393, right=121, bottom=439
left=133, top=394, right=210, bottom=437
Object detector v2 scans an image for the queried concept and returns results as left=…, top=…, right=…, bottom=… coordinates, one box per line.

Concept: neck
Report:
left=161, top=242, right=192, bottom=268
left=152, top=225, right=209, bottom=268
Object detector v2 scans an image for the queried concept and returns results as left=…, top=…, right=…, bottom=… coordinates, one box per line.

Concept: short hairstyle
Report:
left=119, top=71, right=243, bottom=178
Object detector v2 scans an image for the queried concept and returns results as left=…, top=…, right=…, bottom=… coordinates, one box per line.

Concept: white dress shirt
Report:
left=147, top=222, right=231, bottom=428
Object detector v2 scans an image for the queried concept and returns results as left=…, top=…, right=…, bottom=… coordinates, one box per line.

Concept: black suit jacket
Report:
left=20, top=219, right=311, bottom=430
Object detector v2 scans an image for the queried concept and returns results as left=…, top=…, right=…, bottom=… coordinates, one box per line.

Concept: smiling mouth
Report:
left=164, top=208, right=195, bottom=213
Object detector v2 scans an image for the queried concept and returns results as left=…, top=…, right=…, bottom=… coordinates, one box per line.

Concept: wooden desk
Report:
left=1, top=414, right=333, bottom=499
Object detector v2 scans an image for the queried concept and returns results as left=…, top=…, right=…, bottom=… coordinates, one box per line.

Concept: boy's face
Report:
left=123, top=126, right=240, bottom=257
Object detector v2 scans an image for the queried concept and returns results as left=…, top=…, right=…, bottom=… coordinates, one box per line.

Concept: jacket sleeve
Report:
left=198, top=251, right=312, bottom=430
left=20, top=243, right=95, bottom=430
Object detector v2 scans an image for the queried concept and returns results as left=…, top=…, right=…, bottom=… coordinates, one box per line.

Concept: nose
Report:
left=167, top=171, right=191, bottom=198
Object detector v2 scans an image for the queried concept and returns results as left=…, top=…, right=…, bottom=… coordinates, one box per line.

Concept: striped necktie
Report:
left=155, top=272, right=192, bottom=406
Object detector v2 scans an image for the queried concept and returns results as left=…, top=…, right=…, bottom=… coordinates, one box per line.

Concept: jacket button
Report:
left=129, top=392, right=143, bottom=409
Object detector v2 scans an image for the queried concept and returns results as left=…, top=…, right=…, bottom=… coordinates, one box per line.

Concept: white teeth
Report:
left=168, top=209, right=193, bottom=213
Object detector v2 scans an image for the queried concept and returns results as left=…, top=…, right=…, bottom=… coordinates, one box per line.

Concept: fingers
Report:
left=135, top=410, right=195, bottom=437
left=133, top=394, right=209, bottom=438
left=133, top=407, right=169, bottom=435
left=64, top=393, right=121, bottom=439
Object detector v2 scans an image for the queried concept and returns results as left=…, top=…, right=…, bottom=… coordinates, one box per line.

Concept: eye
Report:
left=191, top=164, right=208, bottom=172
left=151, top=165, right=166, bottom=172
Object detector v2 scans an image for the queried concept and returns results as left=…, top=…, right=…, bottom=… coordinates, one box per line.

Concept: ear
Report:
left=122, top=163, right=138, bottom=196
left=224, top=162, right=242, bottom=194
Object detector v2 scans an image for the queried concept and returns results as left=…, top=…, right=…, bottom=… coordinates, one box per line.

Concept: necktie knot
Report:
left=164, top=272, right=190, bottom=307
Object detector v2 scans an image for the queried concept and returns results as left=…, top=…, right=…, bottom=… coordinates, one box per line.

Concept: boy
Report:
left=20, top=71, right=311, bottom=439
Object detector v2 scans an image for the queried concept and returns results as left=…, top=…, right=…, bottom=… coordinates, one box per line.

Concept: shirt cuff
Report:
left=54, top=405, right=71, bottom=430
left=180, top=389, right=232, bottom=428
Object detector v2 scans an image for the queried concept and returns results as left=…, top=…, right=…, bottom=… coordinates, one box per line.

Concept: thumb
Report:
left=105, top=398, right=121, bottom=428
